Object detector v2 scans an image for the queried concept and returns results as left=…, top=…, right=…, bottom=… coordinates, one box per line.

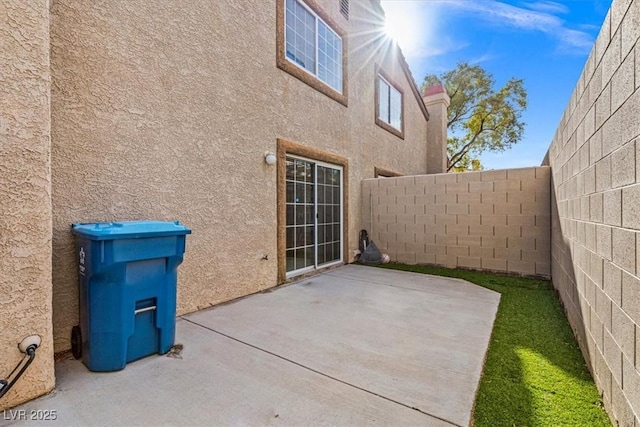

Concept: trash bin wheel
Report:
left=71, top=326, right=82, bottom=359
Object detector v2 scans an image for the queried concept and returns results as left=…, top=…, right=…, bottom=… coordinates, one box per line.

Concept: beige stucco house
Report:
left=4, top=0, right=640, bottom=422
left=1, top=0, right=447, bottom=409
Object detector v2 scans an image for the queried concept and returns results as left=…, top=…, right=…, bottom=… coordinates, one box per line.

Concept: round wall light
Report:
left=265, top=152, right=277, bottom=165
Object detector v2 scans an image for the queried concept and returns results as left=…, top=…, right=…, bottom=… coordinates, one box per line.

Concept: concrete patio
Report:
left=1, top=265, right=500, bottom=426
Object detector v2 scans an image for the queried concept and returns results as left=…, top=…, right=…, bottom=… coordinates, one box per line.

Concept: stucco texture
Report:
left=545, top=0, right=640, bottom=423
left=50, top=0, right=431, bottom=351
left=0, top=0, right=55, bottom=410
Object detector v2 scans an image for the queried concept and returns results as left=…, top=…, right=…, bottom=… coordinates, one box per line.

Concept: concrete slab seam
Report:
left=180, top=317, right=464, bottom=427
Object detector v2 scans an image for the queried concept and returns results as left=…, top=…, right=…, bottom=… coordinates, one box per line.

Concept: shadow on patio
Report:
left=2, top=265, right=499, bottom=427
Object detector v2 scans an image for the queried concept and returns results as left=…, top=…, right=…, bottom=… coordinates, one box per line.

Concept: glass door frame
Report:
left=285, top=154, right=344, bottom=279
left=276, top=138, right=349, bottom=284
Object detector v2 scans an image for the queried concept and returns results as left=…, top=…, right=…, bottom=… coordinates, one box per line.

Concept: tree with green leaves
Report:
left=422, top=62, right=527, bottom=172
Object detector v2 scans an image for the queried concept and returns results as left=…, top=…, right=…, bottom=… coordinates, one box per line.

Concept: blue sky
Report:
left=380, top=0, right=612, bottom=170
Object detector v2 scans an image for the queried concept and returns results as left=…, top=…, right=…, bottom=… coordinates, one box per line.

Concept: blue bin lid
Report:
left=72, top=221, right=192, bottom=240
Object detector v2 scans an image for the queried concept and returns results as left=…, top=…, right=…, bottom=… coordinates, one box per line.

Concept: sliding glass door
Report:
left=285, top=156, right=343, bottom=277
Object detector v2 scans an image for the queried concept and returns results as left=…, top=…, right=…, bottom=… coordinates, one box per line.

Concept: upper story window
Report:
left=277, top=0, right=348, bottom=106
left=378, top=76, right=402, bottom=130
left=375, top=70, right=404, bottom=139
left=285, top=0, right=343, bottom=92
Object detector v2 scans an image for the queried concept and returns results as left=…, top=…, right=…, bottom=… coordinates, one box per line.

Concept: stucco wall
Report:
left=0, top=0, right=55, bottom=410
left=50, top=0, right=431, bottom=351
left=423, top=89, right=449, bottom=174
left=362, top=167, right=551, bottom=277
left=545, top=0, right=640, bottom=423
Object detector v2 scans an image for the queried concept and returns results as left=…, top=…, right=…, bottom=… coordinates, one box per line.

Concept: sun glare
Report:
left=382, top=2, right=423, bottom=55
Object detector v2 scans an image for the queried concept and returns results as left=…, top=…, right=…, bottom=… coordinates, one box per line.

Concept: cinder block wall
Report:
left=545, top=0, right=640, bottom=423
left=361, top=166, right=551, bottom=277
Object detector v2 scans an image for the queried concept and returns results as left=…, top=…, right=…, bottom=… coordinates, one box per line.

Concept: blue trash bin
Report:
left=71, top=221, right=191, bottom=372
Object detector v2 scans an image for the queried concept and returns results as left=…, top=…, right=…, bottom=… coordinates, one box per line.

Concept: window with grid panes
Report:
left=285, top=0, right=343, bottom=93
left=285, top=156, right=342, bottom=276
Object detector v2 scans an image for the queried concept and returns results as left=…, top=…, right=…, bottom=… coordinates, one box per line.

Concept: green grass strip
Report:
left=373, top=262, right=610, bottom=427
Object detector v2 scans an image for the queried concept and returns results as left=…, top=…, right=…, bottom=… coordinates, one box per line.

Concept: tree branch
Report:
left=447, top=118, right=487, bottom=171
left=430, top=62, right=527, bottom=173
left=448, top=136, right=479, bottom=171
left=448, top=83, right=462, bottom=100
left=448, top=103, right=485, bottom=128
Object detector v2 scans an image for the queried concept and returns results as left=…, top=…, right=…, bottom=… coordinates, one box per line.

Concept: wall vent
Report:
left=340, top=0, right=349, bottom=19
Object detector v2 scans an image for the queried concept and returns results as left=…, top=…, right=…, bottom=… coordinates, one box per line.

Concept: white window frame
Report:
left=378, top=75, right=403, bottom=132
left=285, top=154, right=344, bottom=279
left=284, top=0, right=343, bottom=94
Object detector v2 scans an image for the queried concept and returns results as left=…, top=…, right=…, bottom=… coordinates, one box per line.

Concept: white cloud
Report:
left=557, top=28, right=594, bottom=51
left=402, top=37, right=469, bottom=59
left=445, top=0, right=595, bottom=53
left=578, top=23, right=601, bottom=32
left=469, top=52, right=499, bottom=65
left=381, top=0, right=597, bottom=64
left=522, top=1, right=569, bottom=15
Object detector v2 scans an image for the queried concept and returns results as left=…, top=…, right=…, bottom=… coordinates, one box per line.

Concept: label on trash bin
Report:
left=79, top=247, right=86, bottom=276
